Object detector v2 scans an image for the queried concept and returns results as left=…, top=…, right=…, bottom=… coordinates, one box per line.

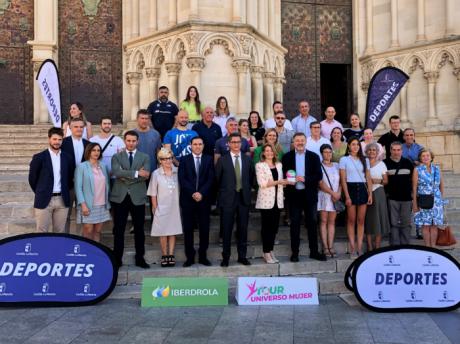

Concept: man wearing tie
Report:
left=215, top=133, right=255, bottom=267
left=110, top=131, right=151, bottom=268
left=282, top=133, right=326, bottom=262
left=178, top=137, right=214, bottom=267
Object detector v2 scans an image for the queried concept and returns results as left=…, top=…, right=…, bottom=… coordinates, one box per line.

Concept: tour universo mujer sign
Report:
left=0, top=233, right=117, bottom=307
left=344, top=245, right=460, bottom=312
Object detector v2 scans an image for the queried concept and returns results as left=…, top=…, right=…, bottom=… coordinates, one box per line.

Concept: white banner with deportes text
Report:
left=36, top=59, right=62, bottom=127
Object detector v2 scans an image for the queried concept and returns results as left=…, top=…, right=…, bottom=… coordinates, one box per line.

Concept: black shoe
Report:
left=135, top=259, right=150, bottom=269
left=416, top=234, right=423, bottom=240
left=237, top=258, right=251, bottom=266
left=310, top=252, right=327, bottom=261
left=183, top=260, right=194, bottom=267
left=220, top=259, right=229, bottom=267
left=290, top=254, right=299, bottom=262
left=198, top=258, right=212, bottom=266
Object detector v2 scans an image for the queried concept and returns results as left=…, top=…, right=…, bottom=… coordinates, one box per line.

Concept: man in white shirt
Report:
left=306, top=121, right=331, bottom=160
left=291, top=100, right=317, bottom=137
left=264, top=101, right=293, bottom=130
left=320, top=106, right=343, bottom=139
left=90, top=116, right=125, bottom=175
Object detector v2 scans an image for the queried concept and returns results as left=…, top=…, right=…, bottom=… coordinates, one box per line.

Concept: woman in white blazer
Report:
left=255, top=144, right=288, bottom=264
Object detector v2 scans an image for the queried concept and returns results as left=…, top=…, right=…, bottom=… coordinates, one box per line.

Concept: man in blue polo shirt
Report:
left=147, top=86, right=179, bottom=139
left=214, top=117, right=250, bottom=163
left=192, top=106, right=222, bottom=156
left=164, top=110, right=198, bottom=165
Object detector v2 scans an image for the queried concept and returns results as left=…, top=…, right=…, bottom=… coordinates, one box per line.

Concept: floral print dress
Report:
left=414, top=164, right=444, bottom=226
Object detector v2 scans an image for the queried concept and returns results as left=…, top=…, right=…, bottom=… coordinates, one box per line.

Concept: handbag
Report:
left=417, top=165, right=436, bottom=210
left=321, top=163, right=345, bottom=213
left=436, top=226, right=457, bottom=246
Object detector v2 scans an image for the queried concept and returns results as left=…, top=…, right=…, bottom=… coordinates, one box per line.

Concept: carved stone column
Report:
left=127, top=72, right=143, bottom=121
left=165, top=62, right=181, bottom=104
left=273, top=76, right=285, bottom=103
left=364, top=0, right=375, bottom=55
left=453, top=68, right=460, bottom=130
left=190, top=0, right=199, bottom=20
left=232, top=59, right=251, bottom=116
left=149, top=0, right=157, bottom=33
left=186, top=56, right=205, bottom=91
left=445, top=0, right=456, bottom=37
left=131, top=0, right=139, bottom=38
left=268, top=0, right=276, bottom=40
left=168, top=0, right=177, bottom=27
left=390, top=0, right=399, bottom=48
left=258, top=0, right=267, bottom=35
left=424, top=71, right=442, bottom=127
left=416, top=0, right=426, bottom=42
left=145, top=67, right=161, bottom=102
left=263, top=72, right=275, bottom=120
left=399, top=81, right=411, bottom=127
left=232, top=0, right=242, bottom=23
left=250, top=66, right=264, bottom=116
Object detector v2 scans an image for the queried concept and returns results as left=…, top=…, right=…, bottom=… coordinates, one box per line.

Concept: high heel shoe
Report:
left=327, top=247, right=335, bottom=258
left=263, top=253, right=276, bottom=264
left=270, top=251, right=279, bottom=263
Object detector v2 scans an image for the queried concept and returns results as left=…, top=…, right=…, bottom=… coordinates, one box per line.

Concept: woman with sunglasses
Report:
left=147, top=148, right=182, bottom=267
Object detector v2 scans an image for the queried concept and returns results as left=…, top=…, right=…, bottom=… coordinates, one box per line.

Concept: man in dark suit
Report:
left=215, top=133, right=255, bottom=267
left=282, top=132, right=326, bottom=262
left=60, top=117, right=90, bottom=233
left=29, top=127, right=75, bottom=233
left=110, top=130, right=151, bottom=269
left=178, top=137, right=214, bottom=267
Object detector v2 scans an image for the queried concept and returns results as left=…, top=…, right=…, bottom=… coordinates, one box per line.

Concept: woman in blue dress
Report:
left=412, top=149, right=444, bottom=247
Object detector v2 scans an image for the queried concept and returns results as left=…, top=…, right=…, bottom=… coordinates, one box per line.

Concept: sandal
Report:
left=160, top=256, right=168, bottom=267
left=329, top=247, right=336, bottom=258
left=168, top=255, right=176, bottom=267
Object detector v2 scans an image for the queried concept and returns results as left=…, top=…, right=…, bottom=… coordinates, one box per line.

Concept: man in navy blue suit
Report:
left=178, top=137, right=214, bottom=267
left=29, top=127, right=75, bottom=232
left=60, top=117, right=90, bottom=232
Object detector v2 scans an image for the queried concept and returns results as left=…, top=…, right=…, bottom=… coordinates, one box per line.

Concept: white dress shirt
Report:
left=48, top=149, right=61, bottom=193
left=71, top=136, right=84, bottom=165
left=230, top=151, right=242, bottom=179
left=126, top=149, right=139, bottom=178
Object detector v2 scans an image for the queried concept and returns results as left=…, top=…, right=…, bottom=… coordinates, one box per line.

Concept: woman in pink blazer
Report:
left=255, top=144, right=288, bottom=263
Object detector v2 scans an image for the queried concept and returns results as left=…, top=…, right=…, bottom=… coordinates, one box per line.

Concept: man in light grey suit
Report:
left=110, top=130, right=151, bottom=269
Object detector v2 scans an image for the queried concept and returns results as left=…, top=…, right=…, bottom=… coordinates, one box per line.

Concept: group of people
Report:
left=29, top=85, right=446, bottom=270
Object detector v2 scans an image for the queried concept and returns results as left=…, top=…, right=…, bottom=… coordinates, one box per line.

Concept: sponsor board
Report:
left=345, top=245, right=460, bottom=312
left=236, top=277, right=319, bottom=306
left=141, top=278, right=228, bottom=307
left=0, top=233, right=117, bottom=307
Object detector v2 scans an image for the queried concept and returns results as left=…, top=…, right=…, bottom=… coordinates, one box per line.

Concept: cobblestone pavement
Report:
left=0, top=295, right=459, bottom=344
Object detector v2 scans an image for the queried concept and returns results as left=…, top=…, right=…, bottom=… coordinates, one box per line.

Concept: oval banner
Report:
left=347, top=245, right=460, bottom=312
left=0, top=233, right=117, bottom=307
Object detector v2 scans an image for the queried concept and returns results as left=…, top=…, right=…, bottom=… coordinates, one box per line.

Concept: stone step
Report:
left=0, top=137, right=47, bottom=145
left=0, top=143, right=47, bottom=152
left=443, top=173, right=460, bottom=187
left=0, top=191, right=34, bottom=204
left=0, top=164, right=30, bottom=174
left=0, top=176, right=30, bottom=192
left=3, top=156, right=35, bottom=164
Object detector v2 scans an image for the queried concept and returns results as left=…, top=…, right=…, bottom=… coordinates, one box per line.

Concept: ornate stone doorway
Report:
left=0, top=1, right=34, bottom=124
left=58, top=0, right=122, bottom=124
left=281, top=0, right=353, bottom=121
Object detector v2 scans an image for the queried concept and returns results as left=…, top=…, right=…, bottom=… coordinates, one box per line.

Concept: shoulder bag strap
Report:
left=321, top=164, right=334, bottom=191
left=100, top=135, right=115, bottom=154
left=351, top=158, right=369, bottom=193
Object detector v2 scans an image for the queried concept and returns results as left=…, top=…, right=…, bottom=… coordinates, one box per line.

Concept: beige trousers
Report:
left=34, top=196, right=69, bottom=233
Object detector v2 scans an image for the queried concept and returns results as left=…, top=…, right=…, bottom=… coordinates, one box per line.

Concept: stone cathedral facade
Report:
left=1, top=0, right=460, bottom=170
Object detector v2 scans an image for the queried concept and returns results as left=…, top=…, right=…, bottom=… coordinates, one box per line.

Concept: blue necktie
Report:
left=129, top=152, right=133, bottom=167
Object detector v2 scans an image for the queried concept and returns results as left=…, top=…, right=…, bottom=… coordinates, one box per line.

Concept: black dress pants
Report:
left=260, top=206, right=280, bottom=253
left=112, top=194, right=145, bottom=264
left=288, top=189, right=319, bottom=255
left=221, top=192, right=249, bottom=260
left=181, top=201, right=211, bottom=261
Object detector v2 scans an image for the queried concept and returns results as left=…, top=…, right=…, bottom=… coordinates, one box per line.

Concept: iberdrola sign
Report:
left=141, top=277, right=228, bottom=307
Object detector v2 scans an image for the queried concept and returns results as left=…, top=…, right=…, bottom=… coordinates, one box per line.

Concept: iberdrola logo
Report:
left=152, top=286, right=170, bottom=299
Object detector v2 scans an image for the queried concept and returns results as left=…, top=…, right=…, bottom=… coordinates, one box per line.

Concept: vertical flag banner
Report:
left=365, top=67, right=409, bottom=130
left=36, top=59, right=62, bottom=127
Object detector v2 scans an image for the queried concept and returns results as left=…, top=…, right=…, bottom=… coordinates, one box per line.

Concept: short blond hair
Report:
left=157, top=147, right=173, bottom=162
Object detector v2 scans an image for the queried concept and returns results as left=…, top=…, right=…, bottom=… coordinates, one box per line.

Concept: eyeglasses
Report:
left=160, top=157, right=173, bottom=161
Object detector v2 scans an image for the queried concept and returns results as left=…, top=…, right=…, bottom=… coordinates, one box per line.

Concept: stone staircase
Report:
left=1, top=125, right=459, bottom=298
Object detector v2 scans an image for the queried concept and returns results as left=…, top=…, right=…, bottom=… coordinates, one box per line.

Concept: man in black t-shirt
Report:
left=378, top=115, right=404, bottom=157
left=384, top=141, right=414, bottom=245
left=146, top=86, right=179, bottom=139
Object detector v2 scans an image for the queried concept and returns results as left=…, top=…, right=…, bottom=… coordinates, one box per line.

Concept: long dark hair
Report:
left=345, top=137, right=366, bottom=174
left=185, top=86, right=201, bottom=115
left=248, top=110, right=263, bottom=128
left=215, top=96, right=229, bottom=116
